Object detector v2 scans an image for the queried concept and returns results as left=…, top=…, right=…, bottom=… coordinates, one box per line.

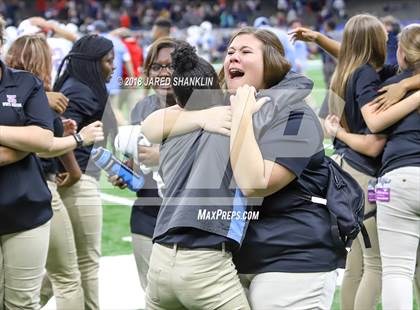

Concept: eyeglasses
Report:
left=150, top=63, right=174, bottom=72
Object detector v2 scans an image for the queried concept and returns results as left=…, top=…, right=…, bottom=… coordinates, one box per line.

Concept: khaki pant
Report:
left=240, top=270, right=338, bottom=310
left=132, top=233, right=153, bottom=290
left=340, top=236, right=363, bottom=310
left=331, top=155, right=382, bottom=310
left=377, top=167, right=420, bottom=310
left=58, top=174, right=102, bottom=310
left=40, top=181, right=84, bottom=309
left=0, top=221, right=50, bottom=310
left=146, top=243, right=250, bottom=310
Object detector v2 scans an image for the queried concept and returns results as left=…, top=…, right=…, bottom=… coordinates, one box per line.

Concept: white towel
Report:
left=114, top=125, right=165, bottom=197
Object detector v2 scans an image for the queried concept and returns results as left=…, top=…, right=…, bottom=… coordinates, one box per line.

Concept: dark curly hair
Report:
left=171, top=42, right=221, bottom=109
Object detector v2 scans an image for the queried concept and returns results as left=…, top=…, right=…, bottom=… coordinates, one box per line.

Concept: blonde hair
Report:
left=399, top=24, right=420, bottom=74
left=219, top=27, right=291, bottom=90
left=6, top=34, right=52, bottom=91
left=329, top=14, right=387, bottom=118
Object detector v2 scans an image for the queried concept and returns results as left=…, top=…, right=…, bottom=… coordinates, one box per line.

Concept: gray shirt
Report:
left=154, top=128, right=246, bottom=244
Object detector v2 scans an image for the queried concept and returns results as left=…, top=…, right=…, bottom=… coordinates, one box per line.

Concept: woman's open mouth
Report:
left=228, top=68, right=245, bottom=80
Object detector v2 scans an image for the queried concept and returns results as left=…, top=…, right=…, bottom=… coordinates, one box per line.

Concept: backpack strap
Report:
left=364, top=209, right=376, bottom=220
left=359, top=209, right=376, bottom=249
left=360, top=224, right=371, bottom=248
left=291, top=189, right=350, bottom=250
left=329, top=211, right=347, bottom=249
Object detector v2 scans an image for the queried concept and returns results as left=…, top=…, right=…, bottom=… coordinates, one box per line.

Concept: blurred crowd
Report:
left=0, top=0, right=350, bottom=65
left=1, top=0, right=347, bottom=30
left=1, top=0, right=408, bottom=95
left=1, top=0, right=420, bottom=307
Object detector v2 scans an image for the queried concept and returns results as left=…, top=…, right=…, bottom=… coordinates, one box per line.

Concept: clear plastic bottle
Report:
left=91, top=147, right=144, bottom=192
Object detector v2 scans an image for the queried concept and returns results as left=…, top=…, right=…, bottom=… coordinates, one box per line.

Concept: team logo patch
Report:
left=2, top=94, right=22, bottom=108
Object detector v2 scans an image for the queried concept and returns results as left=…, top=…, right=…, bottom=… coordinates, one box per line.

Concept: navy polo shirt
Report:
left=234, top=72, right=345, bottom=273
left=0, top=61, right=53, bottom=235
left=330, top=64, right=397, bottom=176
left=41, top=113, right=64, bottom=175
left=234, top=99, right=344, bottom=273
left=59, top=77, right=105, bottom=179
left=379, top=70, right=420, bottom=176
left=129, top=95, right=163, bottom=237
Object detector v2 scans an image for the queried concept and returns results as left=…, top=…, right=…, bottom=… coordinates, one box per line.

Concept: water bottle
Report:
left=91, top=147, right=144, bottom=192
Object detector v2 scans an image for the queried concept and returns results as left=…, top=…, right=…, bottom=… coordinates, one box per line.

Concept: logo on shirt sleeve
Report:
left=2, top=95, right=22, bottom=108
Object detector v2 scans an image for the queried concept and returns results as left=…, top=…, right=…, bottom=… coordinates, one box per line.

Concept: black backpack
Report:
left=297, top=156, right=365, bottom=249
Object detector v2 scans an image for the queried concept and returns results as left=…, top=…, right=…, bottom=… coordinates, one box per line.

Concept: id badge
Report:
left=367, top=178, right=377, bottom=203
left=376, top=177, right=391, bottom=202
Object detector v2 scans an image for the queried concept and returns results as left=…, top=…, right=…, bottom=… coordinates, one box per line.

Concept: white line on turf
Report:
left=101, top=193, right=135, bottom=206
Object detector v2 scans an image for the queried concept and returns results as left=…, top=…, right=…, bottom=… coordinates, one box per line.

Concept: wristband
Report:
left=73, top=133, right=84, bottom=147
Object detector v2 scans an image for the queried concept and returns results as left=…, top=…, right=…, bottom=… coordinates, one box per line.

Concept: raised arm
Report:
left=29, top=17, right=78, bottom=42
left=289, top=27, right=341, bottom=58
left=141, top=105, right=231, bottom=143
left=0, top=146, right=28, bottom=166
left=362, top=90, right=420, bottom=133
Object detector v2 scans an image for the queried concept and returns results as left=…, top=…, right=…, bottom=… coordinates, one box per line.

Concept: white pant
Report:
left=377, top=166, right=420, bottom=310
left=240, top=270, right=338, bottom=310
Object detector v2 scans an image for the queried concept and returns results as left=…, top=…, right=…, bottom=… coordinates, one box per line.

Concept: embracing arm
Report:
left=230, top=110, right=295, bottom=197
left=230, top=86, right=295, bottom=197
left=141, top=105, right=231, bottom=143
left=336, top=131, right=386, bottom=157
left=372, top=73, right=420, bottom=111
left=0, top=126, right=53, bottom=153
left=0, top=146, right=28, bottom=166
left=38, top=136, right=78, bottom=158
left=141, top=106, right=200, bottom=143
left=324, top=114, right=386, bottom=157
left=362, top=90, right=420, bottom=133
left=398, top=73, right=420, bottom=93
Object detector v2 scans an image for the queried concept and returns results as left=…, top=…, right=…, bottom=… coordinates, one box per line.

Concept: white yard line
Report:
left=101, top=193, right=135, bottom=206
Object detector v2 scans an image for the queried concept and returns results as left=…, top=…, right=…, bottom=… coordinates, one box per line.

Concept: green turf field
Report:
left=100, top=62, right=417, bottom=309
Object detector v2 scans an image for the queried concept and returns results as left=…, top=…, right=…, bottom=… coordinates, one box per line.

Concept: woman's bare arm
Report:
left=0, top=146, right=28, bottom=166
left=362, top=90, right=420, bottom=133
left=0, top=125, right=53, bottom=153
